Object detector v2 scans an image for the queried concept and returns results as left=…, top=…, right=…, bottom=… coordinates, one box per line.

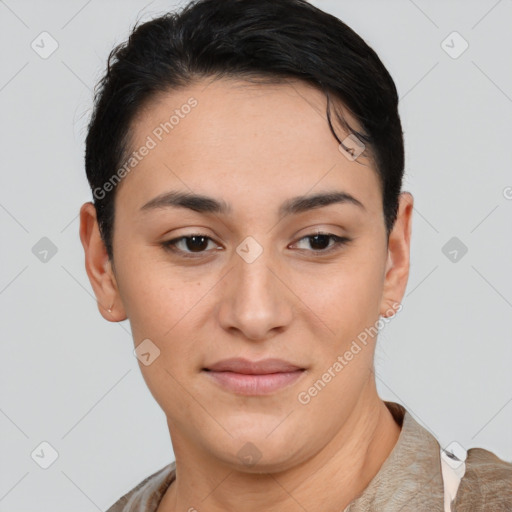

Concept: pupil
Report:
left=187, top=236, right=208, bottom=252
left=310, top=234, right=329, bottom=250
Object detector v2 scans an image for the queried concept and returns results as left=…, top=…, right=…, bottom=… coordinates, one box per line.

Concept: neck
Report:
left=158, top=382, right=401, bottom=512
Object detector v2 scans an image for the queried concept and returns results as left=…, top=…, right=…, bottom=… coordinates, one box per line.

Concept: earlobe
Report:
left=79, top=201, right=127, bottom=322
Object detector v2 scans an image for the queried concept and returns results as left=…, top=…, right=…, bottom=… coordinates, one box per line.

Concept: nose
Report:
left=216, top=247, right=294, bottom=341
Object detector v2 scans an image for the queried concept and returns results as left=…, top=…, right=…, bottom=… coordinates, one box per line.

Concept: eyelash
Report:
left=161, top=232, right=351, bottom=259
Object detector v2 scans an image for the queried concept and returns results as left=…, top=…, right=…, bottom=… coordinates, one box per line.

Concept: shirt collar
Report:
left=343, top=400, right=445, bottom=510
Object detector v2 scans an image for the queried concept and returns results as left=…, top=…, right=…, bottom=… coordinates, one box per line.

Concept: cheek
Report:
left=126, top=275, right=206, bottom=417
left=292, top=257, right=384, bottom=339
left=114, top=248, right=194, bottom=336
left=122, top=269, right=213, bottom=381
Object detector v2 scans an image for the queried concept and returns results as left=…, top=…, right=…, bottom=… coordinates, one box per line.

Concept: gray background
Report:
left=1, top=0, right=511, bottom=510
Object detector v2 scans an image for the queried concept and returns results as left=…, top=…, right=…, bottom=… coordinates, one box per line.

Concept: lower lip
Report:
left=203, top=370, right=305, bottom=395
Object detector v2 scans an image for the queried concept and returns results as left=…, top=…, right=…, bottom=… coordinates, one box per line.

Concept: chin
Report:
left=222, top=412, right=297, bottom=443
left=211, top=423, right=308, bottom=473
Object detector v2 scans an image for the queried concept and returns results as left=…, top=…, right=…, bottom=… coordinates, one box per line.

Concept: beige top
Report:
left=106, top=401, right=512, bottom=511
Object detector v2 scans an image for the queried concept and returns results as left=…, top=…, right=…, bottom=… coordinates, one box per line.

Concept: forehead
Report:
left=116, top=77, right=382, bottom=219
left=132, top=76, right=365, bottom=155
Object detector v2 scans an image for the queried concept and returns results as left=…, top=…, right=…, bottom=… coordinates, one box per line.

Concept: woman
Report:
left=79, top=0, right=512, bottom=510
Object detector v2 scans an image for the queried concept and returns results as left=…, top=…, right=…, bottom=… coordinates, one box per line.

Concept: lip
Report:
left=203, top=357, right=306, bottom=395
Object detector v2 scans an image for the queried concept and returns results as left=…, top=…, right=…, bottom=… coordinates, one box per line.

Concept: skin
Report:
left=80, top=77, right=413, bottom=512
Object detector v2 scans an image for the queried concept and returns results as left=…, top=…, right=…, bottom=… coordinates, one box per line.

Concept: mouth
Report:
left=202, top=358, right=306, bottom=395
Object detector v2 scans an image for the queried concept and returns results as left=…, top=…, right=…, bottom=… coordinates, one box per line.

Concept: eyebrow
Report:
left=139, top=190, right=365, bottom=217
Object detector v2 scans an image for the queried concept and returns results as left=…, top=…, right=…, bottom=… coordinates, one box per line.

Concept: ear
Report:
left=79, top=201, right=127, bottom=322
left=379, top=192, right=414, bottom=318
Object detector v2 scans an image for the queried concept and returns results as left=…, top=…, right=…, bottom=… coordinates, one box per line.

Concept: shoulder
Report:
left=454, top=447, right=512, bottom=511
left=105, top=462, right=176, bottom=512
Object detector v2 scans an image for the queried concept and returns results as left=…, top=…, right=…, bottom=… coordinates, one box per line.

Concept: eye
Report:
left=161, top=232, right=351, bottom=260
left=292, top=233, right=351, bottom=254
left=161, top=234, right=221, bottom=258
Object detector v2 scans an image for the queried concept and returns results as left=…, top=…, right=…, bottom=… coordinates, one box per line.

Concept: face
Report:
left=81, top=77, right=412, bottom=473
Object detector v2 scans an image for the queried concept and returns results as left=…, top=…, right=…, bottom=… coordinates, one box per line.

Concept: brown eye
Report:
left=182, top=235, right=210, bottom=252
left=308, top=234, right=332, bottom=250
left=161, top=234, right=219, bottom=258
left=293, top=233, right=351, bottom=254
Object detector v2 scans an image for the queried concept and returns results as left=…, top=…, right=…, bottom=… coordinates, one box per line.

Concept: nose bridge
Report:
left=217, top=237, right=293, bottom=340
left=234, top=234, right=276, bottom=293
left=236, top=246, right=274, bottom=297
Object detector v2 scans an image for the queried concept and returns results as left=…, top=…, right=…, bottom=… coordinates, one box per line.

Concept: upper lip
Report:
left=204, top=358, right=304, bottom=375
